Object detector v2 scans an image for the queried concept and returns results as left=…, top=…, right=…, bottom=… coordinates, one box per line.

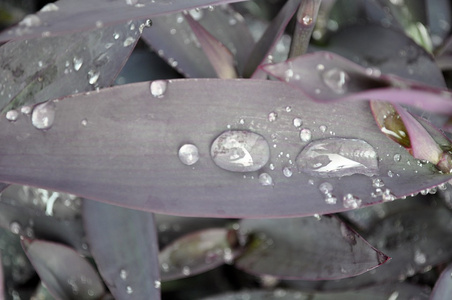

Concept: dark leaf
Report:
left=430, top=263, right=452, bottom=300
left=0, top=79, right=450, bottom=218
left=160, top=228, right=240, bottom=281
left=0, top=0, right=247, bottom=42
left=22, top=239, right=105, bottom=300
left=235, top=216, right=388, bottom=280
left=243, top=0, right=301, bottom=77
left=0, top=20, right=142, bottom=112
left=83, top=200, right=160, bottom=299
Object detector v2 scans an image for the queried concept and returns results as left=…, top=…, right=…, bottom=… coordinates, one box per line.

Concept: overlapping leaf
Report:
left=0, top=79, right=451, bottom=218
left=431, top=263, right=452, bottom=300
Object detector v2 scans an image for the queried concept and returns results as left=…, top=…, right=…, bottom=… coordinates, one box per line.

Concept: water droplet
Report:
left=188, top=9, right=204, bottom=21
left=21, top=106, right=32, bottom=115
left=178, top=144, right=199, bottom=166
left=285, top=106, right=292, bottom=112
left=319, top=182, right=333, bottom=194
left=319, top=125, right=327, bottom=133
left=73, top=56, right=83, bottom=71
left=81, top=119, right=88, bottom=126
left=393, top=153, right=401, bottom=162
left=154, top=280, right=161, bottom=289
left=316, top=64, right=325, bottom=71
left=343, top=194, right=362, bottom=209
left=120, top=269, right=128, bottom=280
left=325, top=194, right=337, bottom=205
left=87, top=70, right=100, bottom=85
left=283, top=167, right=293, bottom=177
left=182, top=266, right=191, bottom=276
left=321, top=68, right=350, bottom=94
left=269, top=163, right=275, bottom=170
left=299, top=128, right=312, bottom=142
left=372, top=178, right=385, bottom=188
left=125, top=0, right=138, bottom=5
left=19, top=14, right=41, bottom=27
left=296, top=138, right=379, bottom=178
left=293, top=118, right=303, bottom=128
left=382, top=188, right=396, bottom=201
left=381, top=112, right=410, bottom=148
left=123, top=37, right=136, bottom=47
left=388, top=291, right=399, bottom=300
left=113, top=32, right=120, bottom=40
left=414, top=249, right=426, bottom=265
left=96, top=20, right=103, bottom=28
left=6, top=110, right=19, bottom=121
left=130, top=23, right=135, bottom=31
left=126, top=286, right=133, bottom=294
left=32, top=101, right=56, bottom=130
left=388, top=170, right=394, bottom=177
left=150, top=80, right=167, bottom=98
left=41, top=3, right=59, bottom=12
left=365, top=67, right=381, bottom=77
left=211, top=130, right=270, bottom=172
left=268, top=112, right=278, bottom=122
left=259, top=173, right=273, bottom=186
left=9, top=221, right=21, bottom=234
left=302, top=15, right=313, bottom=25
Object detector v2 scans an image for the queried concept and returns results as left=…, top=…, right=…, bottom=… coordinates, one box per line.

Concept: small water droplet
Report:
left=319, top=182, right=333, bottom=194
left=316, top=64, right=324, bottom=71
left=21, top=106, right=32, bottom=115
left=188, top=9, right=204, bottom=21
left=319, top=125, right=327, bottom=133
left=19, top=14, right=41, bottom=27
left=31, top=101, right=56, bottom=130
left=268, top=112, right=278, bottom=122
left=87, top=70, right=100, bottom=85
left=9, top=221, right=21, bottom=234
left=365, top=67, right=381, bottom=77
left=388, top=291, right=399, bottom=300
left=382, top=188, right=396, bottom=202
left=113, top=32, right=120, bottom=39
left=414, top=249, right=426, bottom=265
left=73, top=56, right=83, bottom=71
left=210, top=130, right=270, bottom=172
left=388, top=170, right=394, bottom=177
left=81, top=119, right=88, bottom=126
left=239, top=118, right=245, bottom=125
left=372, top=178, right=385, bottom=188
left=296, top=138, right=379, bottom=178
left=182, top=266, right=191, bottom=276
left=120, top=269, right=128, bottom=280
left=40, top=3, right=59, bottom=12
left=299, top=128, right=312, bottom=142
left=259, top=173, right=273, bottom=186
left=150, top=80, right=168, bottom=98
left=269, top=163, right=275, bottom=170
left=293, top=118, right=303, bottom=128
left=96, top=20, right=103, bottom=28
left=154, top=280, right=161, bottom=289
left=321, top=68, right=350, bottom=94
left=283, top=167, right=293, bottom=177
left=393, top=153, right=401, bottom=162
left=325, top=194, right=337, bottom=205
left=285, top=106, right=292, bottom=112
left=123, top=37, right=136, bottom=47
left=6, top=110, right=19, bottom=121
left=126, top=286, right=133, bottom=294
left=178, top=144, right=199, bottom=166
left=343, top=194, right=362, bottom=209
left=302, top=15, right=313, bottom=25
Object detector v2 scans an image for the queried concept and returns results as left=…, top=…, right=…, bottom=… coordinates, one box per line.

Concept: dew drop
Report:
left=126, top=286, right=133, bottom=294
left=319, top=182, right=333, bottom=194
left=302, top=15, right=313, bottom=25
left=268, top=112, right=278, bottom=122
left=319, top=125, right=327, bottom=133
left=6, top=110, right=19, bottom=121
left=343, top=194, right=362, bottom=209
left=150, top=80, right=168, bottom=98
left=154, top=280, right=161, bottom=289
left=388, top=291, right=399, bottom=300
left=269, top=163, right=275, bottom=170
left=293, top=118, right=303, bottom=128
left=316, top=64, right=325, bottom=71
left=325, top=194, right=337, bottom=205
left=31, top=101, right=56, bottom=130
left=41, top=3, right=59, bottom=12
left=298, top=129, right=312, bottom=143
left=81, top=119, right=88, bottom=126
left=388, top=170, right=394, bottom=177
left=393, top=153, right=401, bottom=162
left=188, top=9, right=204, bottom=21
left=9, top=221, right=21, bottom=234
left=210, top=130, right=270, bottom=172
left=414, top=249, right=426, bottom=265
left=182, top=266, right=191, bottom=276
left=73, top=57, right=83, bottom=71
left=178, top=144, right=199, bottom=166
left=123, top=37, right=136, bottom=47
left=321, top=68, right=350, bottom=94
left=19, top=14, right=41, bottom=27
left=382, top=188, right=396, bottom=202
left=285, top=106, right=292, bottom=112
left=296, top=138, right=379, bottom=178
left=282, top=167, right=293, bottom=177
left=87, top=70, right=100, bottom=85
left=372, top=178, right=385, bottom=188
left=120, top=269, right=128, bottom=280
left=113, top=32, right=120, bottom=39
left=259, top=173, right=273, bottom=186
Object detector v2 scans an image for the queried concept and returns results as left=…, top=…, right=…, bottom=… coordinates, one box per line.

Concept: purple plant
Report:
left=0, top=0, right=452, bottom=299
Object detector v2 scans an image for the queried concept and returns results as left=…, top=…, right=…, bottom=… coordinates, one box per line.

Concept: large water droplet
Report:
left=178, top=144, right=199, bottom=166
left=211, top=130, right=270, bottom=172
left=342, top=194, right=362, bottom=209
left=259, top=173, right=273, bottom=186
left=150, top=80, right=167, bottom=98
left=19, top=14, right=41, bottom=27
left=296, top=138, right=378, bottom=178
left=32, top=101, right=56, bottom=130
left=381, top=112, right=410, bottom=148
left=299, top=128, right=312, bottom=142
left=321, top=68, right=350, bottom=94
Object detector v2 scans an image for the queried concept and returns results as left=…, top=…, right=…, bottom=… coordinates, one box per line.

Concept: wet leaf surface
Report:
left=0, top=20, right=141, bottom=112
left=0, top=79, right=450, bottom=218
left=235, top=216, right=388, bottom=280
left=430, top=262, right=452, bottom=300
left=83, top=199, right=160, bottom=299
left=0, top=0, right=247, bottom=42
left=22, top=239, right=105, bottom=300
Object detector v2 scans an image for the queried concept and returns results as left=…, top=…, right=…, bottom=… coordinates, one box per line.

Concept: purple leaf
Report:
left=185, top=13, right=237, bottom=78
left=160, top=228, right=240, bottom=281
left=243, top=0, right=301, bottom=78
left=261, top=51, right=452, bottom=115
left=22, top=239, right=105, bottom=300
left=0, top=20, right=142, bottom=112
left=0, top=79, right=451, bottom=218
left=0, top=0, right=247, bottom=42
left=0, top=252, right=3, bottom=300
left=288, top=0, right=321, bottom=57
left=430, top=263, right=452, bottom=300
left=235, top=216, right=389, bottom=280
left=83, top=200, right=160, bottom=299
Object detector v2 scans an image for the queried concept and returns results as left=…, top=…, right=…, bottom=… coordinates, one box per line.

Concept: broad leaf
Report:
left=235, top=216, right=388, bottom=280
left=0, top=79, right=450, bottom=218
left=22, top=239, right=105, bottom=300
left=430, top=263, right=452, bottom=300
left=83, top=200, right=160, bottom=299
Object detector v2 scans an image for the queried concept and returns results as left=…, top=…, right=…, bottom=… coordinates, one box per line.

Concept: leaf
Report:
left=242, top=0, right=301, bottom=78
left=22, top=239, right=105, bottom=300
left=261, top=51, right=452, bottom=115
left=430, top=263, right=452, bottom=300
left=0, top=252, right=3, bottom=300
left=0, top=79, right=451, bottom=218
left=160, top=228, right=240, bottom=281
left=0, top=0, right=247, bottom=42
left=83, top=200, right=160, bottom=299
left=235, top=216, right=388, bottom=280
left=185, top=13, right=237, bottom=78
left=288, top=0, right=321, bottom=57
left=0, top=20, right=142, bottom=112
